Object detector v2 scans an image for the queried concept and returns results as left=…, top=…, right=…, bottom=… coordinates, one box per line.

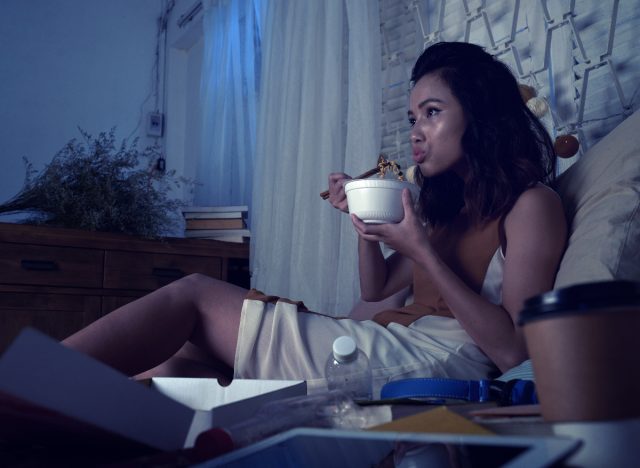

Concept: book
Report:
left=184, top=228, right=251, bottom=239
left=182, top=205, right=248, bottom=220
left=182, top=205, right=249, bottom=221
left=182, top=211, right=246, bottom=220
left=0, top=328, right=305, bottom=451
left=182, top=205, right=248, bottom=213
left=185, top=218, right=246, bottom=230
left=197, top=235, right=249, bottom=244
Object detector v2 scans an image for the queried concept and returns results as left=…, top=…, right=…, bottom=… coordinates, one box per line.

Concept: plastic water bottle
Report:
left=325, top=335, right=373, bottom=401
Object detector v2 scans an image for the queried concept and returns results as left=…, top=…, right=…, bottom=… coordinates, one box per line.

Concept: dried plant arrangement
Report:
left=0, top=128, right=191, bottom=238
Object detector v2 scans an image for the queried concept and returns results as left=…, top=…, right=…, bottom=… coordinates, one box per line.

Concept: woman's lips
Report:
left=412, top=150, right=426, bottom=164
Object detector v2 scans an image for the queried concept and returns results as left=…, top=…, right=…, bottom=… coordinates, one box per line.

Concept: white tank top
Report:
left=480, top=246, right=505, bottom=305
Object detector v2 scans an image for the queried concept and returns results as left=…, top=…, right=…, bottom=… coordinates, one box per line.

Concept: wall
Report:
left=378, top=0, right=640, bottom=174
left=163, top=1, right=205, bottom=205
left=0, top=0, right=163, bottom=220
left=3, top=1, right=637, bottom=227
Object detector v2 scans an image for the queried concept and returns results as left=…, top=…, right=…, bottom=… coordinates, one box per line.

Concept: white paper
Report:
left=151, top=377, right=307, bottom=447
left=150, top=377, right=305, bottom=410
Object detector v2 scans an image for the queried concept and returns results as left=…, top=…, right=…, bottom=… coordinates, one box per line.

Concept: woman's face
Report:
left=408, top=73, right=467, bottom=178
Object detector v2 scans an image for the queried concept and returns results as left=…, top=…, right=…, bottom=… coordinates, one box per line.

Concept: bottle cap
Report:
left=333, top=336, right=357, bottom=363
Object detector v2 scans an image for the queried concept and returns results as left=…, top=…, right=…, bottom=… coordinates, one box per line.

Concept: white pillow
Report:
left=553, top=109, right=640, bottom=288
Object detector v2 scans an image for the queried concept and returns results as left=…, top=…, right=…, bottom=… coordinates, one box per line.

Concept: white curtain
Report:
left=197, top=0, right=265, bottom=207
left=251, top=0, right=382, bottom=315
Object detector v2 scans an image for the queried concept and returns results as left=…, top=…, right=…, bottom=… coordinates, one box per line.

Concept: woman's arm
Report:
left=353, top=186, right=567, bottom=372
left=357, top=238, right=413, bottom=302
left=326, top=172, right=413, bottom=302
left=349, top=285, right=413, bottom=320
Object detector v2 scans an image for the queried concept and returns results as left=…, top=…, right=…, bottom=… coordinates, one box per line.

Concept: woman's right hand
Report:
left=326, top=172, right=352, bottom=213
left=351, top=188, right=430, bottom=261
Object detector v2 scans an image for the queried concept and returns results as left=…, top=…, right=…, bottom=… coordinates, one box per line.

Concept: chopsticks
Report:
left=319, top=167, right=381, bottom=200
left=320, top=154, right=393, bottom=200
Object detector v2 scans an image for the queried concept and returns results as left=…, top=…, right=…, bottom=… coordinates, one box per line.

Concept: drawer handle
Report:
left=21, top=259, right=60, bottom=271
left=152, top=267, right=185, bottom=279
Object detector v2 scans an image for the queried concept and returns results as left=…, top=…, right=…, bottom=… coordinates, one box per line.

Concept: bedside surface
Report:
left=0, top=222, right=250, bottom=352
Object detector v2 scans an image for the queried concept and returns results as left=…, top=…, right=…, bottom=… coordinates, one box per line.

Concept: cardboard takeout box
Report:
left=0, top=328, right=306, bottom=450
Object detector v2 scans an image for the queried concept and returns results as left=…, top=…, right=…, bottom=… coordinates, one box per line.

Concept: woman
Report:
left=329, top=41, right=565, bottom=376
left=63, top=42, right=566, bottom=396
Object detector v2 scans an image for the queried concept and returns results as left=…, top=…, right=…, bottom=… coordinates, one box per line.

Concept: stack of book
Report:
left=182, top=205, right=250, bottom=243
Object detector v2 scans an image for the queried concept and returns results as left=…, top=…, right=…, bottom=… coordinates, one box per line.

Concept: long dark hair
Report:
left=410, top=42, right=555, bottom=226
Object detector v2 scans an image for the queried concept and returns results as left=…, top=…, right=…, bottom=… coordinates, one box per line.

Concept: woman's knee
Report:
left=169, top=272, right=221, bottom=293
left=168, top=273, right=246, bottom=311
left=158, top=273, right=219, bottom=305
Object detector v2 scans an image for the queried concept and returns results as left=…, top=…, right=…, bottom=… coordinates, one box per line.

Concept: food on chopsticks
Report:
left=376, top=154, right=404, bottom=181
left=319, top=154, right=404, bottom=199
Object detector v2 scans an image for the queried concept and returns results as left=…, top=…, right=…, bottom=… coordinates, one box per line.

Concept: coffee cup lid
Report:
left=518, top=280, right=640, bottom=326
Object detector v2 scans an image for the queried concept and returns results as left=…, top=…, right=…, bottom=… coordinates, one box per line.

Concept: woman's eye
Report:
left=426, top=108, right=440, bottom=117
left=408, top=117, right=416, bottom=127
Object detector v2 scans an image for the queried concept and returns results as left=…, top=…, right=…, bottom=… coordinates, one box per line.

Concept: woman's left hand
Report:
left=351, top=189, right=430, bottom=259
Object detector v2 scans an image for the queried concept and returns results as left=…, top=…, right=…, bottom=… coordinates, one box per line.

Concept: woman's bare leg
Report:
left=135, top=341, right=233, bottom=383
left=62, top=273, right=247, bottom=377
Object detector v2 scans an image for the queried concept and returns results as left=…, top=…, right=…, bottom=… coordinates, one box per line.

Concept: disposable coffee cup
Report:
left=519, top=280, right=640, bottom=422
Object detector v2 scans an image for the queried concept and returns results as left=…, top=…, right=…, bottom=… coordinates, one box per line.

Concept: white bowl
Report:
left=344, top=179, right=420, bottom=224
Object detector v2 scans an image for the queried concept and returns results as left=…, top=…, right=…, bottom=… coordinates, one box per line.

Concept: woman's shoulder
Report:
left=504, top=184, right=565, bottom=231
left=510, top=183, right=562, bottom=213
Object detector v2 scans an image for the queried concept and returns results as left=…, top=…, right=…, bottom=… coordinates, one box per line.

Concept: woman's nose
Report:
left=410, top=130, right=423, bottom=144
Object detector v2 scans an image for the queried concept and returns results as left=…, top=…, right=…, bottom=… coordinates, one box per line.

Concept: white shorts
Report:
left=233, top=294, right=497, bottom=397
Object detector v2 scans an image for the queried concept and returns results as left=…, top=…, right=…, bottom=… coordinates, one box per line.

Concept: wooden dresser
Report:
left=0, top=222, right=250, bottom=353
